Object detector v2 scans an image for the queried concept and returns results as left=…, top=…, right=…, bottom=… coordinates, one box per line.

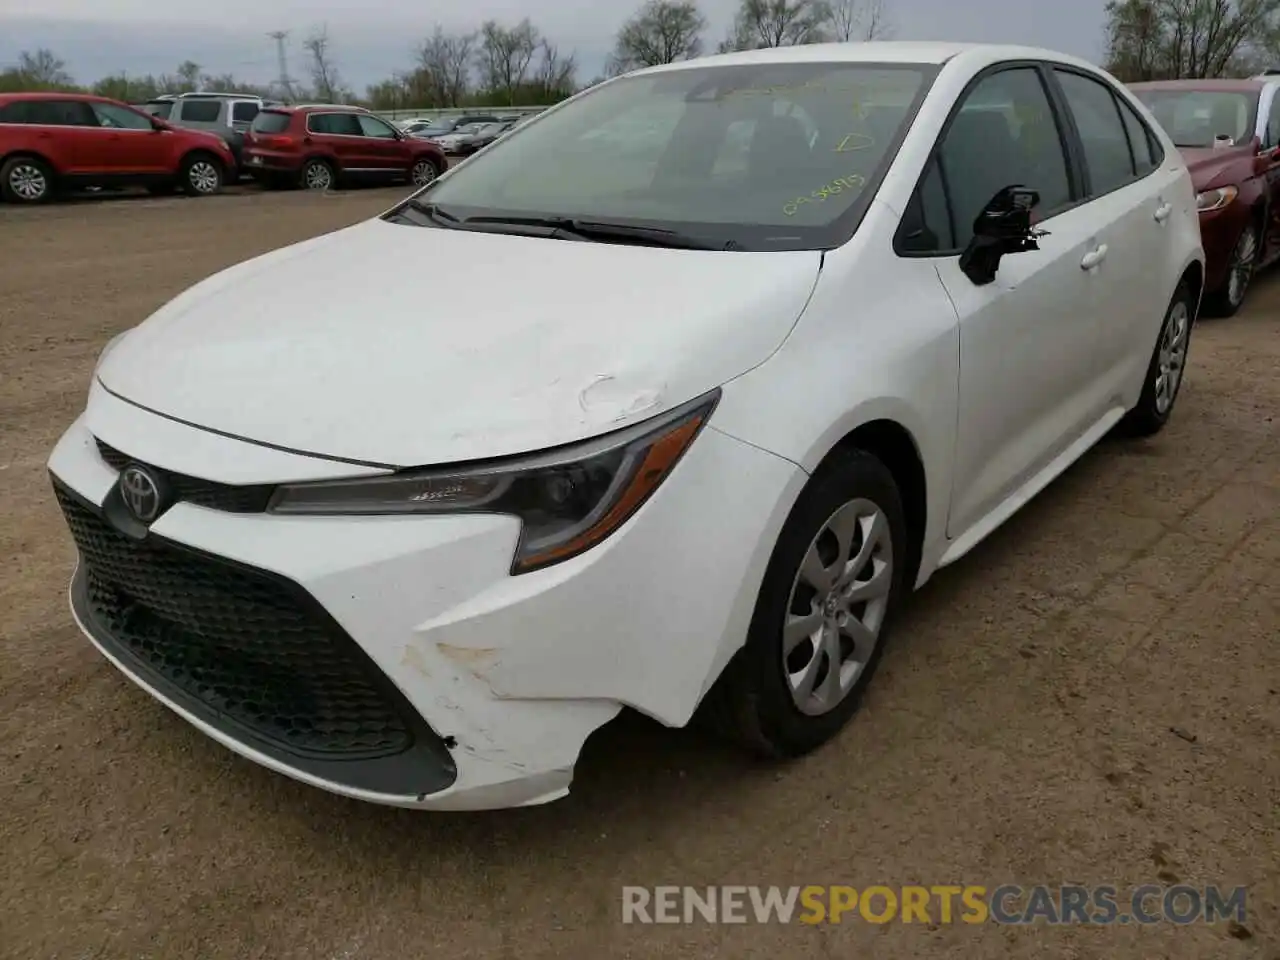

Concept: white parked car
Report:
left=50, top=42, right=1202, bottom=811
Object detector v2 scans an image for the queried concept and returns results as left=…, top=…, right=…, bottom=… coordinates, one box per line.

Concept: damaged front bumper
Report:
left=46, top=389, right=802, bottom=810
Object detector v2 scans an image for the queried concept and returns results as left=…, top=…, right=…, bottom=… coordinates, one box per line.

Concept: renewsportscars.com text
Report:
left=621, top=884, right=1247, bottom=926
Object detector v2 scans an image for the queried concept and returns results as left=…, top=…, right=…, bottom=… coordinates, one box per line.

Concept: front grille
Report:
left=95, top=438, right=274, bottom=513
left=56, top=483, right=416, bottom=760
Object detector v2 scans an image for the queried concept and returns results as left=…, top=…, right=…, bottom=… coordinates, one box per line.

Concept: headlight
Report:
left=1196, top=185, right=1238, bottom=212
left=268, top=389, right=720, bottom=574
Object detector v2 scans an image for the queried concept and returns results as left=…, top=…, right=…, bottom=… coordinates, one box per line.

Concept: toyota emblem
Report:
left=119, top=465, right=162, bottom=522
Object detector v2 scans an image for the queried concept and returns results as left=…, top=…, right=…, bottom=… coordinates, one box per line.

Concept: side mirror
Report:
left=959, top=185, right=1049, bottom=286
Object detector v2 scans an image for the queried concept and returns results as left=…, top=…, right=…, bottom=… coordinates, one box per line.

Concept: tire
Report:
left=1204, top=220, right=1258, bottom=317
left=180, top=154, right=224, bottom=197
left=699, top=449, right=908, bottom=758
left=409, top=157, right=440, bottom=187
left=1116, top=281, right=1194, bottom=438
left=1, top=156, right=54, bottom=204
left=300, top=158, right=335, bottom=191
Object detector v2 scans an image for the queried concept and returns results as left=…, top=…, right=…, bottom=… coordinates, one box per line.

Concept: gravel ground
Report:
left=0, top=187, right=1276, bottom=960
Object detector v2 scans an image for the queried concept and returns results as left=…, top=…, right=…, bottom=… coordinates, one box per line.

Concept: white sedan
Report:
left=50, top=42, right=1202, bottom=811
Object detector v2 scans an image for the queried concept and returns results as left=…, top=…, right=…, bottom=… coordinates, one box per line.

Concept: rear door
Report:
left=22, top=99, right=101, bottom=173
left=1048, top=66, right=1179, bottom=409
left=306, top=111, right=364, bottom=169
left=87, top=101, right=170, bottom=174
left=355, top=113, right=408, bottom=175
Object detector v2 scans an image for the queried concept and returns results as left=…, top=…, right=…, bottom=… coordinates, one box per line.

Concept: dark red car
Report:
left=243, top=105, right=447, bottom=191
left=1131, top=78, right=1280, bottom=315
left=0, top=92, right=238, bottom=204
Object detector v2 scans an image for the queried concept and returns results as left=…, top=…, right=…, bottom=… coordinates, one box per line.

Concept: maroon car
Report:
left=1131, top=79, right=1280, bottom=315
left=242, top=104, right=446, bottom=192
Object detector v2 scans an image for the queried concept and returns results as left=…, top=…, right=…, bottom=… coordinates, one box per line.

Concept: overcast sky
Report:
left=0, top=0, right=1110, bottom=92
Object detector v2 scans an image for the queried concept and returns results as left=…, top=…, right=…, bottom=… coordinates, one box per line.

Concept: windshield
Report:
left=404, top=61, right=934, bottom=250
left=1132, top=88, right=1257, bottom=147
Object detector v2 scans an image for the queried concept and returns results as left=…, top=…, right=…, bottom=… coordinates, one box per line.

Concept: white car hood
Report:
left=97, top=218, right=822, bottom=467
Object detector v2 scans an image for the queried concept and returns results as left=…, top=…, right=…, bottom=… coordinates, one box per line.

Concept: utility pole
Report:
left=268, top=30, right=297, bottom=102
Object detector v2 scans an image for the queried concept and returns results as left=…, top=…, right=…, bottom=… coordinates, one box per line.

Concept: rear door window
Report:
left=231, top=101, right=260, bottom=124
left=308, top=112, right=362, bottom=136
left=1053, top=69, right=1137, bottom=196
left=25, top=100, right=98, bottom=126
left=176, top=99, right=222, bottom=123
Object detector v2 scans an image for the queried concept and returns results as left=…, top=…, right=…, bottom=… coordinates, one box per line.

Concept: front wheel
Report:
left=1116, top=281, right=1194, bottom=438
left=699, top=449, right=907, bottom=758
left=1, top=156, right=54, bottom=204
left=181, top=154, right=224, bottom=196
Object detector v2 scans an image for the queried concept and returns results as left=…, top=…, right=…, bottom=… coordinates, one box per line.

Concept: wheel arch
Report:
left=302, top=153, right=340, bottom=173
left=815, top=418, right=928, bottom=594
left=1180, top=257, right=1205, bottom=318
left=178, top=147, right=225, bottom=170
left=1, top=150, right=59, bottom=175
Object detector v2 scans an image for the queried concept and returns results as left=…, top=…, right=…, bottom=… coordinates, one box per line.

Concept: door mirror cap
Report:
left=959, top=185, right=1049, bottom=286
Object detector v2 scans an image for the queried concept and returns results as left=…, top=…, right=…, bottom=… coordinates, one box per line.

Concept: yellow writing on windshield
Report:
left=834, top=132, right=875, bottom=152
left=783, top=173, right=867, bottom=216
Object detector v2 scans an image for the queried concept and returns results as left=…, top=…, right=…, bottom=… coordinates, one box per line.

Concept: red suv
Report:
left=0, top=92, right=237, bottom=204
left=243, top=105, right=447, bottom=191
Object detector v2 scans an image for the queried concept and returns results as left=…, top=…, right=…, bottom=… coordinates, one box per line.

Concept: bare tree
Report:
left=535, top=40, right=578, bottom=97
left=828, top=0, right=892, bottom=41
left=175, top=60, right=201, bottom=92
left=304, top=25, right=345, bottom=102
left=417, top=26, right=477, bottom=106
left=719, top=0, right=833, bottom=51
left=608, top=0, right=707, bottom=75
left=16, top=49, right=75, bottom=88
left=476, top=18, right=541, bottom=104
left=1105, top=0, right=1280, bottom=80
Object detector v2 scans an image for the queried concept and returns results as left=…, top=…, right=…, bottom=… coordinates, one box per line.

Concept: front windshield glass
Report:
left=1132, top=88, right=1257, bottom=147
left=407, top=61, right=934, bottom=250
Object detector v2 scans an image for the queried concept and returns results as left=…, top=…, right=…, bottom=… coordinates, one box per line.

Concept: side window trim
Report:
left=1048, top=64, right=1166, bottom=199
left=893, top=59, right=1080, bottom=259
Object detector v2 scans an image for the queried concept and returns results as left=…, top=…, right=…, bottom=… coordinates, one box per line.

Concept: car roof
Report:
left=636, top=40, right=1096, bottom=74
left=1129, top=78, right=1266, bottom=93
left=0, top=91, right=121, bottom=103
left=283, top=103, right=369, bottom=113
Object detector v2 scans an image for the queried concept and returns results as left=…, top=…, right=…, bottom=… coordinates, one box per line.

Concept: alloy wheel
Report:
left=304, top=163, right=332, bottom=190
left=188, top=161, right=220, bottom=194
left=411, top=160, right=438, bottom=186
left=8, top=163, right=47, bottom=202
left=784, top=497, right=894, bottom=717
left=1154, top=300, right=1189, bottom=415
left=1226, top=225, right=1258, bottom=308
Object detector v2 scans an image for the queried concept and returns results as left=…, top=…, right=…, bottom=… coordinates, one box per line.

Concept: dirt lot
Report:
left=0, top=188, right=1276, bottom=959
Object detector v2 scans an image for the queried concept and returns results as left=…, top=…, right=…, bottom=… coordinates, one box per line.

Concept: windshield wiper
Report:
left=461, top=214, right=728, bottom=250
left=402, top=198, right=461, bottom=224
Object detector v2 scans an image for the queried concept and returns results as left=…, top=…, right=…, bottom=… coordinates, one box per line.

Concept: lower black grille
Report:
left=54, top=479, right=457, bottom=797
left=94, top=437, right=275, bottom=513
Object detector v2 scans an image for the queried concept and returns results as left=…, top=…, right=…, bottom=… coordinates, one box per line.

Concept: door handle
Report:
left=1080, top=244, right=1108, bottom=270
left=1154, top=202, right=1172, bottom=223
